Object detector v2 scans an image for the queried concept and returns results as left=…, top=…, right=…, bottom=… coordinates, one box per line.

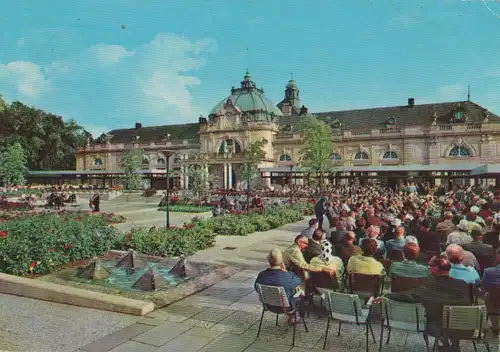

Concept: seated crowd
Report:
left=255, top=184, right=500, bottom=350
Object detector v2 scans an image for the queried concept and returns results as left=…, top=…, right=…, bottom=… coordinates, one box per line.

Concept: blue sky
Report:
left=1, top=0, right=499, bottom=136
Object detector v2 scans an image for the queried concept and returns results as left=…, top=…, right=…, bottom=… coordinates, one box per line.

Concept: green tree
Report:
left=0, top=98, right=91, bottom=170
left=0, top=142, right=28, bottom=186
left=239, top=140, right=265, bottom=189
left=122, top=149, right=143, bottom=192
left=298, top=116, right=334, bottom=186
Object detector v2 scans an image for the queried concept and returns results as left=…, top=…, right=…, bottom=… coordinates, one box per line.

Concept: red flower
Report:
left=30, top=261, right=37, bottom=267
left=0, top=230, right=7, bottom=239
left=64, top=244, right=72, bottom=251
left=184, top=224, right=194, bottom=229
left=75, top=217, right=81, bottom=222
left=49, top=248, right=54, bottom=253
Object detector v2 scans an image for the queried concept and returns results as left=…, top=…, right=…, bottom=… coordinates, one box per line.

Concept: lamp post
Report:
left=246, top=162, right=250, bottom=214
left=163, top=151, right=173, bottom=228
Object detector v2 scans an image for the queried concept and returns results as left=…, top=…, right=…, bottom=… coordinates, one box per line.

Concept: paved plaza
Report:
left=0, top=196, right=498, bottom=351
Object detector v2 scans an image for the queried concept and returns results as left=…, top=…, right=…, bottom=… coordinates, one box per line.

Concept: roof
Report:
left=261, top=163, right=482, bottom=173
left=97, top=123, right=199, bottom=145
left=470, top=164, right=500, bottom=176
left=209, top=72, right=283, bottom=118
left=279, top=100, right=500, bottom=131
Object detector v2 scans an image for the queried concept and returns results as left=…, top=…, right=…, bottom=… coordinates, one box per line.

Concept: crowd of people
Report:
left=255, top=183, right=500, bottom=351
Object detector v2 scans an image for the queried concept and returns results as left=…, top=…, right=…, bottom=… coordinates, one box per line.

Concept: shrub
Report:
left=117, top=225, right=216, bottom=257
left=158, top=204, right=212, bottom=213
left=0, top=213, right=121, bottom=276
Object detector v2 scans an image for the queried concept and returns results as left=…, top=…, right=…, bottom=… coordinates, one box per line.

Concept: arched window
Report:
left=354, top=152, right=369, bottom=160
left=218, top=139, right=242, bottom=155
left=330, top=153, right=342, bottom=161
left=279, top=154, right=292, bottom=162
left=157, top=158, right=166, bottom=164
left=94, top=158, right=103, bottom=166
left=449, top=146, right=471, bottom=157
left=382, top=151, right=398, bottom=159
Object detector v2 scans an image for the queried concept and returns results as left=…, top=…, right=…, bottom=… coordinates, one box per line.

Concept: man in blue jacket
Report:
left=255, top=248, right=303, bottom=324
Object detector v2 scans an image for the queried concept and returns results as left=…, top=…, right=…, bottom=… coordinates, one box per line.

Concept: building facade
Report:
left=75, top=72, right=500, bottom=189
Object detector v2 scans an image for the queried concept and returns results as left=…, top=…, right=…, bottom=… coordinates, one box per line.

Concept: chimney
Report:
left=408, top=98, right=415, bottom=108
left=135, top=122, right=142, bottom=129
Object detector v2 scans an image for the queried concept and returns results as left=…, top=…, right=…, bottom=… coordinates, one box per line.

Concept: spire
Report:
left=468, top=85, right=471, bottom=101
left=241, top=70, right=256, bottom=90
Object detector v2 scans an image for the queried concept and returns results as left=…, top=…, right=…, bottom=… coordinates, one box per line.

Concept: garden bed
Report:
left=158, top=204, right=212, bottom=213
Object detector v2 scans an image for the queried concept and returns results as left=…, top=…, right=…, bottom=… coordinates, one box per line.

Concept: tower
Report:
left=277, top=76, right=301, bottom=116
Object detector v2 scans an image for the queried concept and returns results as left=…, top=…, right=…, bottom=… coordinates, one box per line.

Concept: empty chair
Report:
left=322, top=290, right=379, bottom=351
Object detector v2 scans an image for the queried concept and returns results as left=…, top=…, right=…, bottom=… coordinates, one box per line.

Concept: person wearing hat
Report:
left=310, top=240, right=344, bottom=277
left=446, top=220, right=473, bottom=246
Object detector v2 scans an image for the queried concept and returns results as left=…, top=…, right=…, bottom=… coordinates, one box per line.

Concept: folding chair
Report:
left=255, top=283, right=309, bottom=346
left=322, top=290, right=379, bottom=352
left=427, top=305, right=491, bottom=352
left=348, top=273, right=384, bottom=303
left=379, top=298, right=427, bottom=352
left=391, top=275, right=425, bottom=293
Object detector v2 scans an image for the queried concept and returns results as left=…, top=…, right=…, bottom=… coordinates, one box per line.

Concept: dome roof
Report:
left=209, top=72, right=283, bottom=120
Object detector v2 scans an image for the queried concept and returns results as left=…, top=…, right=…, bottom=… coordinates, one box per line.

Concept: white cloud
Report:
left=90, top=43, right=136, bottom=65
left=0, top=61, right=52, bottom=98
left=137, top=33, right=217, bottom=120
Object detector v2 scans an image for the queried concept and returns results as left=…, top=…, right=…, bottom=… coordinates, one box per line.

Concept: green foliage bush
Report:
left=118, top=224, right=216, bottom=257
left=0, top=213, right=121, bottom=276
left=158, top=204, right=212, bottom=213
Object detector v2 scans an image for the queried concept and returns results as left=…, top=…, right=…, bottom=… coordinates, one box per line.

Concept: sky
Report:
left=0, top=0, right=499, bottom=137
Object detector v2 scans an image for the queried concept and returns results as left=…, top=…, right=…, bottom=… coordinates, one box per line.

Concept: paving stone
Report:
left=246, top=338, right=294, bottom=352
left=108, top=340, right=157, bottom=352
left=135, top=317, right=170, bottom=326
left=199, top=332, right=256, bottom=352
left=183, top=318, right=218, bottom=329
left=132, top=322, right=190, bottom=347
left=80, top=323, right=153, bottom=352
left=160, top=303, right=204, bottom=317
left=183, top=326, right=223, bottom=339
left=143, top=310, right=189, bottom=323
left=155, top=334, right=216, bottom=352
left=191, top=307, right=235, bottom=323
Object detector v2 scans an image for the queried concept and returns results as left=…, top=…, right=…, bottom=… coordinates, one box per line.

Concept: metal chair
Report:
left=391, top=275, right=425, bottom=293
left=378, top=298, right=427, bottom=352
left=427, top=305, right=492, bottom=352
left=322, top=290, right=379, bottom=351
left=255, top=283, right=309, bottom=346
left=348, top=273, right=384, bottom=302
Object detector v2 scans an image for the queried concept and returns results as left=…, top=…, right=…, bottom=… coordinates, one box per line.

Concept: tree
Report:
left=0, top=98, right=91, bottom=170
left=122, top=149, right=143, bottom=193
left=239, top=140, right=265, bottom=189
left=0, top=143, right=28, bottom=186
left=298, top=116, right=334, bottom=186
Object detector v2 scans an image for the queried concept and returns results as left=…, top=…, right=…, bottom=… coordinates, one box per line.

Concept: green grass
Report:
left=158, top=204, right=212, bottom=213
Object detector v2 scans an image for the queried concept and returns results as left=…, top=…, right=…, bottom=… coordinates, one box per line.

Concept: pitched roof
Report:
left=279, top=100, right=500, bottom=130
left=99, top=123, right=199, bottom=145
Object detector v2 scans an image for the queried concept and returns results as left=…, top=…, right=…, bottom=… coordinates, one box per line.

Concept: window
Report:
left=218, top=139, right=242, bottom=155
left=449, top=146, right=471, bottom=157
left=94, top=158, right=103, bottom=166
left=330, top=153, right=342, bottom=161
left=354, top=151, right=369, bottom=160
left=157, top=158, right=166, bottom=164
left=454, top=111, right=464, bottom=120
left=173, top=156, right=181, bottom=163
left=279, top=154, right=292, bottom=162
left=142, top=158, right=149, bottom=164
left=382, top=151, right=398, bottom=159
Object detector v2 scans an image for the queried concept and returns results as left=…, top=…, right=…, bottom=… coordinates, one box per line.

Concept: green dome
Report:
left=209, top=72, right=283, bottom=120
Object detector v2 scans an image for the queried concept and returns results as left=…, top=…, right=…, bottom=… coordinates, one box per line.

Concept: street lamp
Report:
left=163, top=150, right=174, bottom=227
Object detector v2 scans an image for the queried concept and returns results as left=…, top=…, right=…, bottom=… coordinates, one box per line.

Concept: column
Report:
left=223, top=163, right=228, bottom=189
left=204, top=164, right=209, bottom=187
left=228, top=163, right=232, bottom=189
left=185, top=168, right=189, bottom=190
left=179, top=166, right=184, bottom=189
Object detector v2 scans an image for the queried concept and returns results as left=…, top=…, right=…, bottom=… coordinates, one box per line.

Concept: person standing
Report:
left=315, top=197, right=328, bottom=230
left=91, top=193, right=100, bottom=212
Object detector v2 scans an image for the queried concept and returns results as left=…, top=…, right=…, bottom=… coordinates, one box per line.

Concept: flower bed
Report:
left=0, top=200, right=34, bottom=211
left=0, top=212, right=122, bottom=276
left=158, top=204, right=213, bottom=213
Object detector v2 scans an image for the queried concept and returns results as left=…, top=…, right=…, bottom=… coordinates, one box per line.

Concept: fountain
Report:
left=132, top=267, right=170, bottom=291
left=79, top=257, right=111, bottom=280
left=168, top=256, right=200, bottom=278
left=115, top=249, right=145, bottom=270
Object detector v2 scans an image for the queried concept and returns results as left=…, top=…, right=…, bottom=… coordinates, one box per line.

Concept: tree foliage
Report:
left=0, top=98, right=91, bottom=170
left=122, top=149, right=143, bottom=190
left=298, top=116, right=334, bottom=183
left=0, top=142, right=29, bottom=186
left=239, top=140, right=265, bottom=188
